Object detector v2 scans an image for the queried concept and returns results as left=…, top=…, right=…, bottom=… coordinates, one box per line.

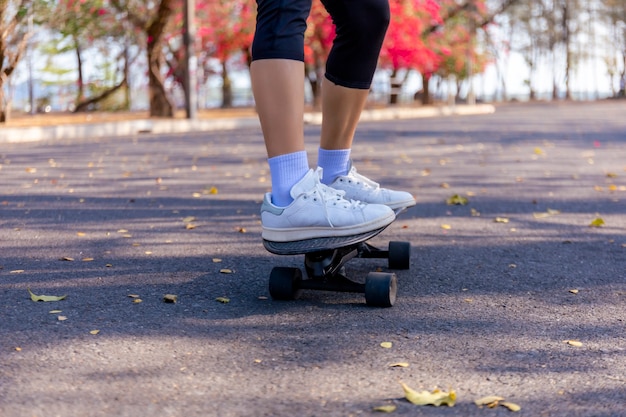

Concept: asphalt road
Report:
left=1, top=101, right=625, bottom=417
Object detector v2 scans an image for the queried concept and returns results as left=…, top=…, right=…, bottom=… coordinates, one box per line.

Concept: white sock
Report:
left=317, top=148, right=351, bottom=185
left=268, top=150, right=309, bottom=207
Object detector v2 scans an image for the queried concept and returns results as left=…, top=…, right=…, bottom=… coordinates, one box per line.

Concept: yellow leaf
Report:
left=534, top=147, right=545, bottom=155
left=220, top=269, right=233, bottom=274
left=192, top=192, right=202, bottom=198
left=501, top=401, right=522, bottom=412
left=373, top=405, right=397, bottom=413
left=494, top=217, right=509, bottom=223
left=185, top=223, right=196, bottom=230
left=564, top=340, right=583, bottom=347
left=82, top=257, right=94, bottom=262
left=401, top=383, right=456, bottom=407
left=163, top=294, right=178, bottom=303
left=90, top=330, right=100, bottom=335
left=76, top=232, right=86, bottom=236
left=28, top=289, right=67, bottom=302
left=57, top=316, right=68, bottom=321
left=182, top=216, right=196, bottom=223
left=441, top=224, right=451, bottom=230
left=389, top=362, right=410, bottom=368
left=215, top=297, right=230, bottom=304
left=380, top=342, right=393, bottom=349
left=474, top=396, right=504, bottom=407
left=589, top=218, right=605, bottom=227
left=569, top=289, right=579, bottom=294
left=15, top=347, right=22, bottom=351
left=132, top=299, right=143, bottom=304
left=446, top=194, right=468, bottom=205
left=212, top=258, right=222, bottom=263
left=60, top=257, right=75, bottom=261
left=206, top=186, right=218, bottom=195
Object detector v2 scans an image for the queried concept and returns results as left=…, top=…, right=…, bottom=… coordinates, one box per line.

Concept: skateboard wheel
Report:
left=269, top=267, right=303, bottom=301
left=365, top=272, right=397, bottom=307
left=388, top=241, right=411, bottom=270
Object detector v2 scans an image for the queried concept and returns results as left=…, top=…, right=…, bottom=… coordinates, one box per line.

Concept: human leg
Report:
left=316, top=0, right=415, bottom=209
left=251, top=0, right=395, bottom=240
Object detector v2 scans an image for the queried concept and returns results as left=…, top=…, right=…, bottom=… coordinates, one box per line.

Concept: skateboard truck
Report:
left=267, top=240, right=410, bottom=307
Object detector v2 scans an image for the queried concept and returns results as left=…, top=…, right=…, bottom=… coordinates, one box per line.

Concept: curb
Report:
left=0, top=104, right=495, bottom=143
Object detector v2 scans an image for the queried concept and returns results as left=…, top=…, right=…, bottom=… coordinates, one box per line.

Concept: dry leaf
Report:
left=569, top=289, right=579, bottom=294
left=474, top=396, right=505, bottom=407
left=446, top=194, right=468, bottom=205
left=76, top=232, right=86, bottom=236
left=564, top=340, right=583, bottom=347
left=380, top=342, right=393, bottom=349
left=494, top=217, right=509, bottom=223
left=441, top=224, right=452, bottom=230
left=212, top=258, right=222, bottom=263
left=10, top=270, right=25, bottom=274
left=220, top=269, right=233, bottom=274
left=28, top=289, right=67, bottom=302
left=389, top=362, right=410, bottom=368
left=373, top=405, right=397, bottom=413
left=401, top=383, right=456, bottom=407
left=215, top=297, right=230, bottom=304
left=90, top=330, right=100, bottom=335
left=501, top=401, right=522, bottom=412
left=185, top=223, right=196, bottom=230
left=182, top=216, right=196, bottom=223
left=163, top=294, right=178, bottom=303
left=60, top=257, right=75, bottom=261
left=57, top=316, right=68, bottom=321
left=589, top=218, right=605, bottom=227
left=82, top=257, right=94, bottom=262
left=49, top=310, right=62, bottom=314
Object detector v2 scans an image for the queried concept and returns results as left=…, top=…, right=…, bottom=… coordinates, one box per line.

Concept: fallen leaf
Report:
left=212, top=258, right=222, bottom=263
left=49, top=310, right=62, bottom=314
left=15, top=347, right=22, bottom=351
left=132, top=298, right=143, bottom=304
left=589, top=218, right=605, bottom=227
left=10, top=270, right=25, bottom=274
left=501, top=401, right=522, bottom=412
left=90, top=330, right=100, bottom=335
left=494, top=217, right=509, bottom=223
left=564, top=340, right=583, bottom=347
left=185, top=223, right=196, bottom=230
left=182, top=216, right=196, bottom=223
left=389, top=362, right=410, bottom=368
left=373, top=404, right=397, bottom=413
left=76, top=232, right=86, bottom=236
left=205, top=186, right=218, bottom=195
left=401, top=383, right=456, bottom=407
left=28, top=289, right=67, bottom=302
left=220, top=269, right=233, bottom=274
left=60, top=257, right=75, bottom=261
left=474, top=396, right=505, bottom=408
left=82, top=257, right=94, bottom=262
left=215, top=297, right=230, bottom=304
left=534, top=147, right=545, bottom=156
left=380, top=342, right=393, bottom=349
left=163, top=294, right=178, bottom=303
left=569, top=289, right=579, bottom=294
left=441, top=224, right=452, bottom=230
left=57, top=316, right=68, bottom=321
left=446, top=194, right=468, bottom=205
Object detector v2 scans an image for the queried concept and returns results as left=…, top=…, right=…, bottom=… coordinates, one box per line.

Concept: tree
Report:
left=196, top=0, right=254, bottom=108
left=0, top=0, right=33, bottom=122
left=112, top=0, right=177, bottom=117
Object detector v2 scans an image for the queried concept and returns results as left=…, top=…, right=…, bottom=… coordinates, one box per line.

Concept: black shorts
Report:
left=251, top=0, right=390, bottom=89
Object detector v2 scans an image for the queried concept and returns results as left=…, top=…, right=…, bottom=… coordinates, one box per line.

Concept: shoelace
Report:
left=307, top=171, right=364, bottom=227
left=342, top=167, right=380, bottom=190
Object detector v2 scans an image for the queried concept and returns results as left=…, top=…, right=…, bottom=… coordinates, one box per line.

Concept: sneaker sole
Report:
left=261, top=211, right=395, bottom=243
left=263, top=226, right=389, bottom=255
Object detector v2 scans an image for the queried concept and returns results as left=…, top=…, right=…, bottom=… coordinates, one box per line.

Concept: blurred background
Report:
left=0, top=0, right=624, bottom=122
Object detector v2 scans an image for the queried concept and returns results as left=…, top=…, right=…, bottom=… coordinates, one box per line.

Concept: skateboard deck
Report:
left=263, top=209, right=411, bottom=307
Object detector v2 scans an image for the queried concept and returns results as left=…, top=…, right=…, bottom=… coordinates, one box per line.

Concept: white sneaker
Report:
left=328, top=161, right=416, bottom=210
left=261, top=168, right=395, bottom=242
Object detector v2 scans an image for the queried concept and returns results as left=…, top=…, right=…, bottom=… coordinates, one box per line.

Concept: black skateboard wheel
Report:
left=269, top=267, right=303, bottom=300
left=365, top=272, right=397, bottom=307
left=388, top=241, right=411, bottom=270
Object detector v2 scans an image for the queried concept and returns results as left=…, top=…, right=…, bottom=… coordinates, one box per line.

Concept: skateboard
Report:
left=263, top=212, right=411, bottom=308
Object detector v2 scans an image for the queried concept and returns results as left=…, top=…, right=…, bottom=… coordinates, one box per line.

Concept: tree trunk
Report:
left=145, top=0, right=176, bottom=117
left=221, top=60, right=233, bottom=108
left=421, top=73, right=432, bottom=105
left=74, top=35, right=85, bottom=103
